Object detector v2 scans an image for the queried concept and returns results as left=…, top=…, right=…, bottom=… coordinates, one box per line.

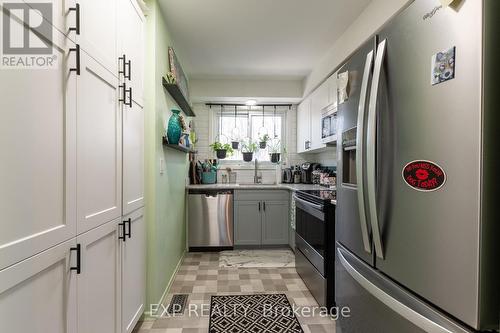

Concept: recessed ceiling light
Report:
left=245, top=99, right=257, bottom=106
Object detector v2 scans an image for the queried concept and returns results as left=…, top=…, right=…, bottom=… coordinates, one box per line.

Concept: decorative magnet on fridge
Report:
left=431, top=46, right=456, bottom=85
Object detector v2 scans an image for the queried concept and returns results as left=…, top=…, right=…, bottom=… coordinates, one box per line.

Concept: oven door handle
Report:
left=293, top=195, right=324, bottom=211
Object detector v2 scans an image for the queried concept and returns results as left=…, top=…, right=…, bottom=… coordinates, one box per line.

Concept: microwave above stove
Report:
left=321, top=103, right=338, bottom=145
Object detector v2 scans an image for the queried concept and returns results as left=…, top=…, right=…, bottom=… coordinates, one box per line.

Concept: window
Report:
left=212, top=105, right=287, bottom=162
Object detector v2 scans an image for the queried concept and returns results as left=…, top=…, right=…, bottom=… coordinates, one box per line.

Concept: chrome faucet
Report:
left=254, top=159, right=262, bottom=184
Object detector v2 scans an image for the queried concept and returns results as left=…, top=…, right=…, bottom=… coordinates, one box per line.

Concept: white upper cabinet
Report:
left=77, top=51, right=122, bottom=234
left=297, top=97, right=311, bottom=153
left=77, top=0, right=118, bottom=74
left=118, top=0, right=145, bottom=106
left=327, top=72, right=338, bottom=108
left=122, top=100, right=144, bottom=215
left=0, top=20, right=77, bottom=270
left=0, top=238, right=77, bottom=333
left=310, top=85, right=328, bottom=151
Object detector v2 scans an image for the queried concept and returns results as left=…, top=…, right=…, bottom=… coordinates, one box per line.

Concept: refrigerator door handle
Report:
left=337, top=246, right=472, bottom=333
left=356, top=50, right=374, bottom=254
left=367, top=39, right=387, bottom=259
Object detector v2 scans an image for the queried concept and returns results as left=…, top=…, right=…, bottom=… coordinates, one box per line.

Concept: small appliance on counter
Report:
left=293, top=166, right=302, bottom=184
left=282, top=168, right=293, bottom=183
left=301, top=162, right=320, bottom=184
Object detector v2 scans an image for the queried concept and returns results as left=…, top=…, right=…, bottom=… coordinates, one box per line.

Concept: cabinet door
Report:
left=21, top=0, right=76, bottom=41
left=0, top=238, right=77, bottom=333
left=234, top=201, right=262, bottom=246
left=262, top=201, right=289, bottom=245
left=77, top=51, right=122, bottom=234
left=296, top=98, right=311, bottom=153
left=77, top=219, right=121, bottom=333
left=327, top=73, right=338, bottom=107
left=0, top=15, right=77, bottom=269
left=123, top=100, right=144, bottom=215
left=77, top=0, right=118, bottom=74
left=310, top=88, right=327, bottom=151
left=118, top=0, right=145, bottom=106
left=121, top=209, right=146, bottom=333
left=312, top=81, right=330, bottom=111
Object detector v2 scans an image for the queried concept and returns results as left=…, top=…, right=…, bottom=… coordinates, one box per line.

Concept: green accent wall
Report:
left=144, top=0, right=188, bottom=309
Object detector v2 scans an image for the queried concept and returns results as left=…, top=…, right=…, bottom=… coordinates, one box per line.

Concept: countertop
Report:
left=185, top=183, right=331, bottom=191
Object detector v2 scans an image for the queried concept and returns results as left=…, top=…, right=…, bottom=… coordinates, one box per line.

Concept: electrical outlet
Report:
left=160, top=158, right=164, bottom=174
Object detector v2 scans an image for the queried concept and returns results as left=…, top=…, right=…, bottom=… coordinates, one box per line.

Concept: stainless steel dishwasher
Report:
left=188, top=189, right=234, bottom=251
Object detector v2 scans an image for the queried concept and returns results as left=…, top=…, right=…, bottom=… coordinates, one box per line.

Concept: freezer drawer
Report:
left=188, top=190, right=233, bottom=249
left=335, top=244, right=473, bottom=333
left=296, top=248, right=326, bottom=308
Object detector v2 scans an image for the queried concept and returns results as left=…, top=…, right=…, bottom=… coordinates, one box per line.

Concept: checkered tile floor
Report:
left=133, top=252, right=335, bottom=333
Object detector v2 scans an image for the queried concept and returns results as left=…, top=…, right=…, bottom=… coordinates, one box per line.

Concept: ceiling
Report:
left=158, top=0, right=371, bottom=80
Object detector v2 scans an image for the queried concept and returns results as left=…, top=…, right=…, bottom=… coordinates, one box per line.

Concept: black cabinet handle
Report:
left=69, top=44, right=80, bottom=75
left=69, top=3, right=80, bottom=35
left=119, top=83, right=132, bottom=107
left=127, top=87, right=133, bottom=107
left=125, top=218, right=132, bottom=239
left=263, top=202, right=266, bottom=211
left=119, top=55, right=131, bottom=80
left=126, top=59, right=131, bottom=80
left=258, top=202, right=261, bottom=211
left=119, top=221, right=127, bottom=242
left=70, top=244, right=81, bottom=274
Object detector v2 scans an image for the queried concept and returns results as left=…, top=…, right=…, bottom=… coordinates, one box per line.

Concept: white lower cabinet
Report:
left=0, top=239, right=77, bottom=333
left=77, top=219, right=122, bottom=333
left=121, top=208, right=146, bottom=333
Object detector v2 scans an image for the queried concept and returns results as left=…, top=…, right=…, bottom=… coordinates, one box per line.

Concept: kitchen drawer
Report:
left=234, top=190, right=289, bottom=202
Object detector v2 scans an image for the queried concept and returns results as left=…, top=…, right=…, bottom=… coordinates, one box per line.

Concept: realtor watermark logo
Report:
left=1, top=1, right=57, bottom=69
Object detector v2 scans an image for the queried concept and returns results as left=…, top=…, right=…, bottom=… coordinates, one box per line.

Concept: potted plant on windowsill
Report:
left=241, top=140, right=258, bottom=162
left=210, top=141, right=233, bottom=159
left=259, top=134, right=270, bottom=149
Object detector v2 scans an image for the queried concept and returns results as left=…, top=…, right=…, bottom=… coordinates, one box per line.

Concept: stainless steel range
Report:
left=294, top=189, right=336, bottom=310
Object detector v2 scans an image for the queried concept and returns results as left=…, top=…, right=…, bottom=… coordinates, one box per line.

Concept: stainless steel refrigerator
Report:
left=335, top=0, right=499, bottom=332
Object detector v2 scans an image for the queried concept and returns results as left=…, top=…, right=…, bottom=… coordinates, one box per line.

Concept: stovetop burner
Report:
left=296, top=189, right=336, bottom=204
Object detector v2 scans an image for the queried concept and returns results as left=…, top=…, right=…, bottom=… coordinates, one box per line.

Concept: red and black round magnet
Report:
left=402, top=160, right=446, bottom=192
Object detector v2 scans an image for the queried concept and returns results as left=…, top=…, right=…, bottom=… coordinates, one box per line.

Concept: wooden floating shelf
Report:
left=162, top=78, right=196, bottom=117
left=162, top=137, right=197, bottom=153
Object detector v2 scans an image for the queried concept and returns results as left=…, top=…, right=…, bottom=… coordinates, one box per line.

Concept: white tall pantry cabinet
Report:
left=0, top=1, right=146, bottom=332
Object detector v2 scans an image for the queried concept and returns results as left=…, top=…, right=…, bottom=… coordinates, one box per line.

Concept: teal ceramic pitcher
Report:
left=167, top=108, right=182, bottom=144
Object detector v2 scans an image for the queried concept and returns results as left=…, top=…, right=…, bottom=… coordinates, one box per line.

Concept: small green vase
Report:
left=167, top=109, right=182, bottom=144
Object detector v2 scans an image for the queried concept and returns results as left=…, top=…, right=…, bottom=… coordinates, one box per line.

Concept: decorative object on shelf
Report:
left=241, top=139, right=258, bottom=162
left=210, top=141, right=233, bottom=160
left=165, top=71, right=176, bottom=84
left=259, top=133, right=270, bottom=149
left=168, top=47, right=189, bottom=101
left=167, top=108, right=182, bottom=145
left=188, top=120, right=198, bottom=149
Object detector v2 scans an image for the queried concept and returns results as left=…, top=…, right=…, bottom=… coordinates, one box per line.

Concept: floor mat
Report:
left=209, top=294, right=303, bottom=333
left=219, top=249, right=295, bottom=268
